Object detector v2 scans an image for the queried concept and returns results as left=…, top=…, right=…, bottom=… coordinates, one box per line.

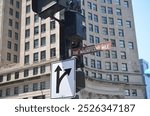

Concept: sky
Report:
left=132, top=0, right=150, bottom=65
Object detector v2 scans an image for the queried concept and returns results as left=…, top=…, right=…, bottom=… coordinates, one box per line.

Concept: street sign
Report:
left=72, top=41, right=112, bottom=56
left=51, top=59, right=76, bottom=99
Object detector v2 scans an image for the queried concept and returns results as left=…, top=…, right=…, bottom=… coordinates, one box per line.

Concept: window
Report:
left=84, top=57, right=88, bottom=66
left=50, top=20, right=55, bottom=30
left=16, top=1, right=20, bottom=8
left=97, top=73, right=102, bottom=79
left=34, top=26, right=39, bottom=35
left=33, top=83, right=38, bottom=91
left=126, top=21, right=131, bottom=28
left=116, top=0, right=121, bottom=5
left=124, top=89, right=130, bottom=96
left=6, top=88, right=10, bottom=96
left=15, top=11, right=19, bottom=19
left=102, top=16, right=107, bottom=24
left=102, top=27, right=108, bottom=35
left=26, top=17, right=30, bottom=25
left=33, top=52, right=39, bottom=62
left=116, top=8, right=122, bottom=16
left=40, top=82, right=46, bottom=90
left=7, top=41, right=12, bottom=49
left=108, top=7, right=113, bottom=14
left=14, top=87, right=19, bottom=95
left=94, top=25, right=99, bottom=33
left=14, top=55, right=18, bottom=63
left=23, top=85, right=28, bottom=93
left=88, top=12, right=92, bottom=20
left=89, top=35, right=94, bottom=43
left=109, top=28, right=115, bottom=36
left=41, top=50, right=46, bottom=61
left=114, top=75, right=119, bottom=81
left=124, top=1, right=129, bottom=8
left=106, top=74, right=112, bottom=81
left=113, top=62, right=118, bottom=71
left=15, top=32, right=19, bottom=40
left=81, top=0, right=85, bottom=5
left=34, top=39, right=39, bottom=48
left=33, top=67, right=38, bottom=75
left=121, top=51, right=126, bottom=59
left=97, top=61, right=101, bottom=69
left=91, top=59, right=95, bottom=68
left=25, top=29, right=30, bottom=38
left=94, top=14, right=98, bottom=22
left=34, top=14, right=39, bottom=23
left=117, top=19, right=123, bottom=26
left=96, top=51, right=101, bottom=57
left=9, top=19, right=13, bottom=26
left=25, top=42, right=30, bottom=51
left=93, top=3, right=97, bottom=11
left=0, top=75, right=3, bottom=82
left=87, top=2, right=92, bottom=9
left=50, top=34, right=56, bottom=44
left=131, top=89, right=137, bottom=96
left=8, top=30, right=12, bottom=38
left=24, top=69, right=29, bottom=77
left=101, top=6, right=106, bottom=13
left=50, top=48, right=56, bottom=58
left=40, top=65, right=46, bottom=74
left=109, top=17, right=114, bottom=25
left=15, top=22, right=19, bottom=29
left=105, top=50, right=110, bottom=58
left=9, top=8, right=13, bottom=15
left=123, top=75, right=129, bottom=82
left=105, top=62, right=111, bottom=70
left=91, top=72, right=96, bottom=78
left=89, top=23, right=93, bottom=32
left=119, top=40, right=125, bottom=48
left=118, top=29, right=124, bottom=37
left=15, top=72, right=19, bottom=79
left=24, top=55, right=29, bottom=64
left=107, top=0, right=112, bottom=4
left=100, top=0, right=106, bottom=3
left=7, top=53, right=11, bottom=61
left=41, top=24, right=46, bottom=33
left=111, top=39, right=116, bottom=47
left=26, top=5, right=30, bottom=13
left=41, top=37, right=46, bottom=46
left=111, top=51, right=117, bottom=59
left=95, top=37, right=100, bottom=44
left=10, top=0, right=14, bottom=5
left=122, top=63, right=128, bottom=71
left=14, top=43, right=18, bottom=51
left=128, top=42, right=134, bottom=49
left=0, top=90, right=2, bottom=97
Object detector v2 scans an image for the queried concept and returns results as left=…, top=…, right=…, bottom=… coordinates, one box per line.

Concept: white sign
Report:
left=51, top=59, right=76, bottom=99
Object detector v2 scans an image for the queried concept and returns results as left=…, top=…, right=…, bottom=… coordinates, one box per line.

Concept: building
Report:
left=0, top=0, right=21, bottom=66
left=140, top=59, right=150, bottom=99
left=0, top=0, right=145, bottom=99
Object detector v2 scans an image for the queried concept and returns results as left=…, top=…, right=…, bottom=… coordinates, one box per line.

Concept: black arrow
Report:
left=55, top=65, right=72, bottom=93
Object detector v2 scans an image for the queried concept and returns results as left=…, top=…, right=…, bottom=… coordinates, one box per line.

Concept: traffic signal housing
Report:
left=32, top=0, right=68, bottom=18
left=65, top=10, right=86, bottom=41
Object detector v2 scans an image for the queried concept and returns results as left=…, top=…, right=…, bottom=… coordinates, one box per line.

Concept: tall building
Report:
left=140, top=59, right=150, bottom=99
left=0, top=0, right=21, bottom=66
left=0, top=0, right=145, bottom=99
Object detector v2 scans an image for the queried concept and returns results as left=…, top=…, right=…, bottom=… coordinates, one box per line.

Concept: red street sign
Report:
left=72, top=41, right=112, bottom=56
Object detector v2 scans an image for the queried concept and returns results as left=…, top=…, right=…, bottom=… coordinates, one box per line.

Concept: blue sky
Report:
left=132, top=0, right=150, bottom=65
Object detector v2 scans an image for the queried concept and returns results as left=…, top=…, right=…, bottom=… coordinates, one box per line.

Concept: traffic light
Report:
left=64, top=10, right=86, bottom=41
left=32, top=0, right=68, bottom=18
